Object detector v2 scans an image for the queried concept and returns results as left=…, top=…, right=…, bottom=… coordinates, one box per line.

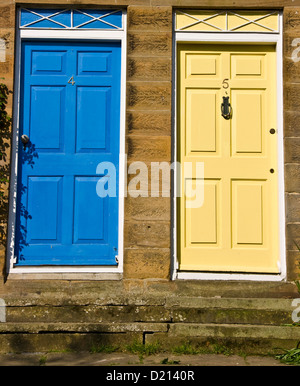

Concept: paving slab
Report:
left=0, top=352, right=291, bottom=366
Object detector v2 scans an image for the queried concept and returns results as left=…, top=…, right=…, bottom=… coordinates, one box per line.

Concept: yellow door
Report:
left=177, top=44, right=279, bottom=273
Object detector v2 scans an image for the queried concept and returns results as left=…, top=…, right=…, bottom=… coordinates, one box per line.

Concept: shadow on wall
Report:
left=0, top=83, right=11, bottom=254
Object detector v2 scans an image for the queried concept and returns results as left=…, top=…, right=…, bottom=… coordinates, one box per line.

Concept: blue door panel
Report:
left=30, top=86, right=65, bottom=151
left=31, top=50, right=67, bottom=74
left=73, top=177, right=106, bottom=243
left=76, top=86, right=109, bottom=151
left=15, top=40, right=121, bottom=266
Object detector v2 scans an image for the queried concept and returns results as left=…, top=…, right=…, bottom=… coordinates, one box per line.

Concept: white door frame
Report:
left=172, top=12, right=286, bottom=281
left=6, top=9, right=127, bottom=278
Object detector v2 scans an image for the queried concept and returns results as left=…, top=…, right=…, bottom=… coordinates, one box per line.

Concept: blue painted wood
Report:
left=15, top=41, right=121, bottom=266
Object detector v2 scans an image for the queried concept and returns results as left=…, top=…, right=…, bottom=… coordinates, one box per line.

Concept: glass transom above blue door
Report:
left=15, top=40, right=121, bottom=266
left=20, top=8, right=123, bottom=30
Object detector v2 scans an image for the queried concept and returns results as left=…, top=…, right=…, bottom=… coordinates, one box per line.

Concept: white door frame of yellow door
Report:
left=172, top=11, right=285, bottom=281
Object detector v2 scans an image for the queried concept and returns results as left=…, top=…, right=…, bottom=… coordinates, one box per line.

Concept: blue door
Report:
left=15, top=40, right=121, bottom=266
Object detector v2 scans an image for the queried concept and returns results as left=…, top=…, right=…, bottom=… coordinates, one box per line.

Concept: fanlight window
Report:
left=20, top=8, right=123, bottom=30
left=175, top=10, right=279, bottom=33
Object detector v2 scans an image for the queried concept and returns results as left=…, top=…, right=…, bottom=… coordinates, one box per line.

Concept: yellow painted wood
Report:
left=177, top=44, right=279, bottom=273
left=176, top=10, right=279, bottom=33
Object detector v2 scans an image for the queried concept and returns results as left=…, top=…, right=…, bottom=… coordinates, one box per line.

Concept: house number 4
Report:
left=68, top=76, right=75, bottom=85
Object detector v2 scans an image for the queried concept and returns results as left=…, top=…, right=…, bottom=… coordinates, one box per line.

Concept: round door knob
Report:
left=21, top=134, right=30, bottom=145
left=269, top=128, right=276, bottom=134
left=21, top=134, right=30, bottom=150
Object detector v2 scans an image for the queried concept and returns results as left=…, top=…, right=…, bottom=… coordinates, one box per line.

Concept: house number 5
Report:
left=68, top=76, right=75, bottom=85
left=222, top=78, right=229, bottom=89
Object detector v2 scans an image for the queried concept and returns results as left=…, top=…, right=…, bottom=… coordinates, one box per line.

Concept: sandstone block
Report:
left=0, top=6, right=14, bottom=29
left=127, top=82, right=171, bottom=110
left=127, top=32, right=172, bottom=56
left=284, top=111, right=300, bottom=137
left=283, top=83, right=300, bottom=111
left=124, top=221, right=170, bottom=248
left=127, top=135, right=171, bottom=161
left=286, top=192, right=300, bottom=223
left=285, top=164, right=300, bottom=192
left=284, top=7, right=300, bottom=32
left=128, top=6, right=172, bottom=31
left=127, top=111, right=171, bottom=136
left=284, top=137, right=300, bottom=163
left=125, top=196, right=170, bottom=221
left=286, top=223, right=300, bottom=250
left=286, top=250, right=300, bottom=281
left=124, top=248, right=171, bottom=279
left=127, top=57, right=171, bottom=81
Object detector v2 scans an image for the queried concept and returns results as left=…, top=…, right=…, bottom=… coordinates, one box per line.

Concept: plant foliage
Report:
left=276, top=345, right=300, bottom=366
left=0, top=82, right=11, bottom=245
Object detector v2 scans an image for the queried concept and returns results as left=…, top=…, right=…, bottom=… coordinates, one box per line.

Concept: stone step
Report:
left=146, top=323, right=300, bottom=355
left=0, top=322, right=299, bottom=355
left=167, top=297, right=296, bottom=326
left=3, top=297, right=297, bottom=326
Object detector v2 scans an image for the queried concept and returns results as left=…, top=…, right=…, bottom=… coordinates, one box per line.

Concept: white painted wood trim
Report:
left=6, top=9, right=127, bottom=275
left=172, top=11, right=286, bottom=281
left=20, top=29, right=125, bottom=40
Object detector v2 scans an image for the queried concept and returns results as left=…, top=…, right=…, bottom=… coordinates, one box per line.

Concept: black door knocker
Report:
left=221, top=96, right=232, bottom=120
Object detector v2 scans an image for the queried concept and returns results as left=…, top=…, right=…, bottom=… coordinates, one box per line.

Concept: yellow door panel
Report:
left=187, top=179, right=219, bottom=245
left=231, top=54, right=265, bottom=78
left=178, top=43, right=279, bottom=273
left=186, top=89, right=217, bottom=153
left=186, top=54, right=221, bottom=78
left=232, top=181, right=264, bottom=245
left=232, top=90, right=264, bottom=154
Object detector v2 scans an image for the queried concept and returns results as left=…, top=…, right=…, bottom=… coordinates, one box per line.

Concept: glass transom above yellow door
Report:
left=175, top=10, right=279, bottom=33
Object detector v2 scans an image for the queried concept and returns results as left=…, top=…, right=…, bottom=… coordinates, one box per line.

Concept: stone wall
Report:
left=0, top=1, right=298, bottom=291
left=125, top=6, right=172, bottom=279
left=284, top=7, right=300, bottom=281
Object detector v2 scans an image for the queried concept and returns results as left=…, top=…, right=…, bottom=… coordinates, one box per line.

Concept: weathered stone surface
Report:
left=124, top=221, right=170, bottom=248
left=286, top=222, right=300, bottom=251
left=151, top=0, right=282, bottom=5
left=127, top=82, right=171, bottom=110
left=285, top=164, right=300, bottom=192
left=284, top=137, right=300, bottom=162
left=124, top=248, right=171, bottom=279
left=127, top=32, right=172, bottom=56
left=127, top=111, right=171, bottom=136
left=0, top=6, right=14, bottom=29
left=286, top=192, right=300, bottom=222
left=283, top=83, right=300, bottom=111
left=127, top=57, right=171, bottom=81
left=125, top=196, right=170, bottom=221
left=127, top=160, right=172, bottom=196
left=0, top=331, right=144, bottom=354
left=283, top=57, right=300, bottom=83
left=18, top=0, right=151, bottom=5
left=171, top=307, right=292, bottom=326
left=0, top=322, right=169, bottom=334
left=127, top=135, right=171, bottom=160
left=286, top=250, right=300, bottom=280
left=284, top=7, right=300, bottom=31
left=6, top=304, right=172, bottom=323
left=128, top=6, right=172, bottom=31
left=284, top=110, right=300, bottom=137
